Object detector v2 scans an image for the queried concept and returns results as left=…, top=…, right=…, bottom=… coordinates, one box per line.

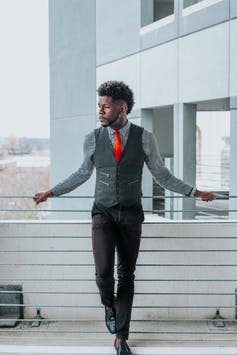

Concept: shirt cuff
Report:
left=189, top=187, right=196, bottom=197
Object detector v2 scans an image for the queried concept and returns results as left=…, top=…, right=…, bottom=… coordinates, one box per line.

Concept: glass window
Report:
left=141, top=0, right=174, bottom=27
left=154, top=0, right=174, bottom=21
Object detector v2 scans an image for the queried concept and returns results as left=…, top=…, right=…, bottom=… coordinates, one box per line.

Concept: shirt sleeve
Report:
left=51, top=131, right=95, bottom=196
left=142, top=130, right=193, bottom=196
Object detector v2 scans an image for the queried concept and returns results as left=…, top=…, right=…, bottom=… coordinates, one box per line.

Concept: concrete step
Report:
left=1, top=345, right=237, bottom=354
left=1, top=321, right=237, bottom=354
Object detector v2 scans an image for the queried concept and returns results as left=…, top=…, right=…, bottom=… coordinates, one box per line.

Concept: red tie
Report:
left=114, top=130, right=122, bottom=162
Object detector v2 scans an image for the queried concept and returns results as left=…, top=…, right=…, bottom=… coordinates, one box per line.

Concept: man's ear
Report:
left=120, top=103, right=128, bottom=113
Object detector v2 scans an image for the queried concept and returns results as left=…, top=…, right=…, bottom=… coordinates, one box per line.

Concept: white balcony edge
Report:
left=140, top=14, right=175, bottom=35
left=182, top=0, right=223, bottom=17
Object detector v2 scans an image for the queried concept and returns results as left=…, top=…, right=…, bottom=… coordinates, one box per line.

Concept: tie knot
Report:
left=115, top=130, right=120, bottom=136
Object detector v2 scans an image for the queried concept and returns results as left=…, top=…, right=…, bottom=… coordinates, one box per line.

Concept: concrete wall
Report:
left=49, top=0, right=96, bottom=219
left=96, top=1, right=237, bottom=218
left=97, top=53, right=141, bottom=111
left=0, top=220, right=237, bottom=321
left=230, top=18, right=237, bottom=96
left=140, top=21, right=230, bottom=107
left=180, top=0, right=230, bottom=36
left=97, top=5, right=237, bottom=105
left=48, top=0, right=237, bottom=219
left=179, top=22, right=229, bottom=103
left=96, top=0, right=140, bottom=66
left=96, top=0, right=237, bottom=102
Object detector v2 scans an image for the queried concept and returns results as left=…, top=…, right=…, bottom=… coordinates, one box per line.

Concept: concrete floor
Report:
left=0, top=321, right=237, bottom=354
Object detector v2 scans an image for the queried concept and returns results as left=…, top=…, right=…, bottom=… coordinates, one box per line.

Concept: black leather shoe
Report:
left=105, top=306, right=116, bottom=334
left=114, top=339, right=132, bottom=355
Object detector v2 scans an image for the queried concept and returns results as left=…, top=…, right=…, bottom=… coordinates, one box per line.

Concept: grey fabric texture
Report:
left=93, top=123, right=145, bottom=207
left=51, top=120, right=193, bottom=197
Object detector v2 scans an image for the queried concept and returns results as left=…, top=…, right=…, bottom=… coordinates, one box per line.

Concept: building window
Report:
left=183, top=0, right=223, bottom=10
left=141, top=0, right=174, bottom=27
left=154, top=0, right=174, bottom=21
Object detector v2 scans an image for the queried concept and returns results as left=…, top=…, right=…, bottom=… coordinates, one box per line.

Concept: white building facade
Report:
left=49, top=0, right=237, bottom=220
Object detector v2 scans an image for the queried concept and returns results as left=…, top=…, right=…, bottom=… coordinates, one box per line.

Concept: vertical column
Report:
left=165, top=157, right=174, bottom=220
left=141, top=109, right=153, bottom=217
left=174, top=0, right=183, bottom=34
left=229, top=97, right=237, bottom=219
left=140, top=0, right=154, bottom=27
left=173, top=103, right=196, bottom=219
left=153, top=107, right=174, bottom=220
left=174, top=0, right=183, bottom=16
left=49, top=0, right=96, bottom=219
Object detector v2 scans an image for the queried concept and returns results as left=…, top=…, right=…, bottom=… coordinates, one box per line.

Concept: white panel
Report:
left=96, top=53, right=141, bottom=109
left=179, top=22, right=229, bottom=102
left=141, top=41, right=178, bottom=108
left=1, top=221, right=237, bottom=321
left=230, top=18, right=237, bottom=96
left=50, top=116, right=96, bottom=220
left=96, top=0, right=140, bottom=65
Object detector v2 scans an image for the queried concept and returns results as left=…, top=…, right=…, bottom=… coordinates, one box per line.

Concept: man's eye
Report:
left=98, top=105, right=110, bottom=109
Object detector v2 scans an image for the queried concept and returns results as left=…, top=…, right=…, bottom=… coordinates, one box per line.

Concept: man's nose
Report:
left=99, top=107, right=104, bottom=115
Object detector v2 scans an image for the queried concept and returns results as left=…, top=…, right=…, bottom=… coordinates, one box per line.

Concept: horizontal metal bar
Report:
left=1, top=263, right=237, bottom=267
left=0, top=291, right=234, bottom=295
left=1, top=303, right=236, bottom=309
left=1, top=263, right=96, bottom=266
left=1, top=235, right=237, bottom=239
left=0, top=329, right=236, bottom=335
left=0, top=304, right=235, bottom=309
left=0, top=249, right=237, bottom=252
left=0, top=236, right=91, bottom=239
left=0, top=277, right=236, bottom=281
left=151, top=209, right=234, bottom=213
left=0, top=235, right=237, bottom=241
left=143, top=236, right=237, bottom=239
left=0, top=318, right=236, bottom=323
left=1, top=209, right=236, bottom=213
left=0, top=249, right=92, bottom=252
left=135, top=250, right=237, bottom=252
left=0, top=195, right=235, bottom=199
left=0, top=209, right=91, bottom=212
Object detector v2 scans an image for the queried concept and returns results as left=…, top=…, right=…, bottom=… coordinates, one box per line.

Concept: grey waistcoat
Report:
left=94, top=123, right=146, bottom=207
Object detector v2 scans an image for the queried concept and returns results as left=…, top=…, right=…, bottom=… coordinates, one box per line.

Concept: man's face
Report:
left=98, top=96, right=122, bottom=127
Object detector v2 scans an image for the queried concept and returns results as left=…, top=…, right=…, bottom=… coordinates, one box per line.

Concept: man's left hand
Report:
left=194, top=189, right=216, bottom=202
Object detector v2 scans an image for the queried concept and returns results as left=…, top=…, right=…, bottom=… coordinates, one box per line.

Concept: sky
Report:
left=0, top=0, right=49, bottom=138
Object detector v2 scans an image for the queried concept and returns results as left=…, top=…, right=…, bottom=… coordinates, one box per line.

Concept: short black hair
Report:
left=97, top=80, right=135, bottom=114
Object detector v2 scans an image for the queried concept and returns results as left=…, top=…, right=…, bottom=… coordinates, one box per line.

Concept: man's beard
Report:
left=101, top=112, right=120, bottom=127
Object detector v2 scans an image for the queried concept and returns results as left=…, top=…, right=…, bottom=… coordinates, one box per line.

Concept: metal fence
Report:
left=0, top=196, right=237, bottom=342
left=0, top=193, right=235, bottom=220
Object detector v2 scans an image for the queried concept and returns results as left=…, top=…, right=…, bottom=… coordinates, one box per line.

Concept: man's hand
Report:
left=194, top=189, right=216, bottom=202
left=33, top=191, right=53, bottom=205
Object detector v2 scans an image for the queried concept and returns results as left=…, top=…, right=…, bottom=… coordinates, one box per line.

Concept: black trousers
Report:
left=91, top=201, right=144, bottom=340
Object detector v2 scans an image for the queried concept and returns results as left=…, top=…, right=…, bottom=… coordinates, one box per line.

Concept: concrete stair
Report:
left=1, top=345, right=237, bottom=354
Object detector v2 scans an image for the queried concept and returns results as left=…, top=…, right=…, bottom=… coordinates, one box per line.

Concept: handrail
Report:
left=0, top=194, right=236, bottom=220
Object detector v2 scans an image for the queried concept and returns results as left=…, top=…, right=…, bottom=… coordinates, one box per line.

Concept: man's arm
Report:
left=142, top=130, right=215, bottom=202
left=33, top=132, right=95, bottom=205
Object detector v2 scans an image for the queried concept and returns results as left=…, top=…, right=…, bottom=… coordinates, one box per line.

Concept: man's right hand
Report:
left=33, top=191, right=53, bottom=205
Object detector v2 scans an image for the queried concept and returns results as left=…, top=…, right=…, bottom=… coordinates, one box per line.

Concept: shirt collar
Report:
left=107, top=120, right=131, bottom=136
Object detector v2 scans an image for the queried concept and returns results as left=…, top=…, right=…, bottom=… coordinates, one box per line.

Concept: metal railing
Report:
left=0, top=196, right=237, bottom=342
left=0, top=193, right=235, bottom=219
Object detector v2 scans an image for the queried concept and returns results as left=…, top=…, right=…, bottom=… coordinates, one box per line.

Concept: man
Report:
left=33, top=80, right=215, bottom=355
